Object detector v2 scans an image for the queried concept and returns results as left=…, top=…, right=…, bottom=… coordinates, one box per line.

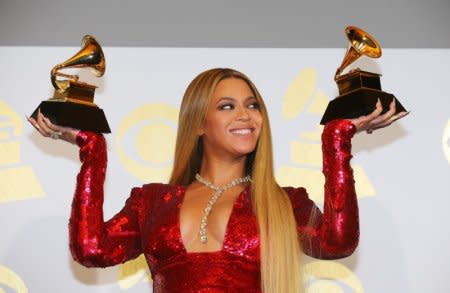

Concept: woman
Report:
left=28, top=68, right=406, bottom=293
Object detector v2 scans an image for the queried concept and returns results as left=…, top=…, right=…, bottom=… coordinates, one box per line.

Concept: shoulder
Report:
left=140, top=182, right=181, bottom=196
left=282, top=186, right=322, bottom=226
left=124, top=183, right=171, bottom=201
left=124, top=183, right=180, bottom=213
left=135, top=183, right=182, bottom=204
left=141, top=182, right=175, bottom=195
left=282, top=186, right=308, bottom=199
left=282, top=186, right=312, bottom=209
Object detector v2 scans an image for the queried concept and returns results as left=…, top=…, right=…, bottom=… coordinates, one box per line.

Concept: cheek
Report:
left=250, top=115, right=263, bottom=141
left=253, top=112, right=263, bottom=129
left=204, top=115, right=224, bottom=132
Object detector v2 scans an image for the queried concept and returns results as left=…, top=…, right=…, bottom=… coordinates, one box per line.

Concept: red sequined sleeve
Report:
left=69, top=131, right=144, bottom=267
left=286, top=119, right=359, bottom=259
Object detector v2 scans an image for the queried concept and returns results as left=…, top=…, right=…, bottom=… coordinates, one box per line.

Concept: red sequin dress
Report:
left=69, top=119, right=358, bottom=293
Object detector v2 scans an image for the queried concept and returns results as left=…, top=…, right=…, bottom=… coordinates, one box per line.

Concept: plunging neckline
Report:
left=177, top=184, right=250, bottom=255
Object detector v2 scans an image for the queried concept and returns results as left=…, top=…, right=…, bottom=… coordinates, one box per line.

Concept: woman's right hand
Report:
left=27, top=109, right=79, bottom=145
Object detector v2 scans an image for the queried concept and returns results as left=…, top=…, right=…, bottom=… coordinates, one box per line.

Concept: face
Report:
left=199, top=77, right=263, bottom=160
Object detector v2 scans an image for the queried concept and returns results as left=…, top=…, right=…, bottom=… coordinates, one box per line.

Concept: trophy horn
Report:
left=334, top=26, right=382, bottom=80
left=51, top=35, right=106, bottom=89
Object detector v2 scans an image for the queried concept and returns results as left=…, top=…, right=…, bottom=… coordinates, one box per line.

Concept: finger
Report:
left=372, top=110, right=409, bottom=130
left=354, top=99, right=383, bottom=131
left=27, top=116, right=37, bottom=127
left=384, top=98, right=397, bottom=120
left=371, top=98, right=397, bottom=125
left=28, top=114, right=48, bottom=136
left=366, top=98, right=383, bottom=121
left=351, top=100, right=382, bottom=125
left=384, top=110, right=409, bottom=125
left=42, top=116, right=63, bottom=134
left=389, top=111, right=410, bottom=123
left=37, top=110, right=54, bottom=137
left=27, top=116, right=43, bottom=133
left=39, top=113, right=64, bottom=139
left=395, top=110, right=409, bottom=118
left=390, top=97, right=396, bottom=112
left=43, top=118, right=63, bottom=140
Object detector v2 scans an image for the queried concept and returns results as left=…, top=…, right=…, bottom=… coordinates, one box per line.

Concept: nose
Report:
left=236, top=105, right=250, bottom=121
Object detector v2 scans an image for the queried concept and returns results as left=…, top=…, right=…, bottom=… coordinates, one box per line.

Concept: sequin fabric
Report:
left=69, top=119, right=358, bottom=292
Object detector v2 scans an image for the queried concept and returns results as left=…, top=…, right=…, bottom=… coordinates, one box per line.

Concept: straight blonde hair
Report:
left=169, top=68, right=303, bottom=293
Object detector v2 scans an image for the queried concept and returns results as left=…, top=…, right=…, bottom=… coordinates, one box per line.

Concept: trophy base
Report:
left=320, top=88, right=407, bottom=125
left=30, top=101, right=111, bottom=133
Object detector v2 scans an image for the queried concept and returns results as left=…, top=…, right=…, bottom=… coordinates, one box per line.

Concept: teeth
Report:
left=231, top=128, right=252, bottom=135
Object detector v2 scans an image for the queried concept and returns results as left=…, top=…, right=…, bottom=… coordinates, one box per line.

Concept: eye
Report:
left=248, top=102, right=260, bottom=110
left=218, top=103, right=234, bottom=110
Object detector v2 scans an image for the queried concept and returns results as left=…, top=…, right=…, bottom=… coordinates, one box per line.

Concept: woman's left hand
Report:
left=350, top=98, right=409, bottom=134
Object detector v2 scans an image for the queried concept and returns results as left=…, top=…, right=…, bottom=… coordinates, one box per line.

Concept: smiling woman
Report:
left=27, top=67, right=404, bottom=293
left=199, top=78, right=263, bottom=162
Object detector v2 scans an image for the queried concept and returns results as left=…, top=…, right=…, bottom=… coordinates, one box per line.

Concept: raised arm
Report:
left=286, top=119, right=358, bottom=259
left=69, top=131, right=144, bottom=267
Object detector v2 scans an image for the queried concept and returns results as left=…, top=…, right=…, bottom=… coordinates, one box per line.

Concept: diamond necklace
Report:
left=195, top=173, right=252, bottom=244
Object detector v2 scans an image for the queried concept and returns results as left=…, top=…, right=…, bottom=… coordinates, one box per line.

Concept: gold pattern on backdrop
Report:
left=115, top=103, right=178, bottom=182
left=0, top=265, right=28, bottom=293
left=304, top=261, right=364, bottom=293
left=276, top=68, right=375, bottom=203
left=118, top=255, right=152, bottom=289
left=443, top=119, right=450, bottom=164
left=282, top=68, right=317, bottom=119
left=0, top=100, right=44, bottom=203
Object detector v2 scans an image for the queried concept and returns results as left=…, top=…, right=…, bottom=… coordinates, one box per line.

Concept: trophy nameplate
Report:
left=320, top=26, right=407, bottom=125
left=30, top=35, right=111, bottom=133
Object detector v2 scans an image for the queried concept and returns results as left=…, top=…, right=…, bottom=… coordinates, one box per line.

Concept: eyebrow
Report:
left=216, top=96, right=257, bottom=104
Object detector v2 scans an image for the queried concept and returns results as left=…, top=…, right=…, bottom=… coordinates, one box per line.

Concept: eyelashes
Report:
left=218, top=103, right=234, bottom=110
left=217, top=102, right=260, bottom=111
left=248, top=102, right=260, bottom=110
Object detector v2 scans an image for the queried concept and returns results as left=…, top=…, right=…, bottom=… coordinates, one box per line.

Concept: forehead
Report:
left=212, top=78, right=254, bottom=99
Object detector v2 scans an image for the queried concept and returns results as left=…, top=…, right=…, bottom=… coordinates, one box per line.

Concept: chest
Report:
left=141, top=187, right=260, bottom=265
left=180, top=187, right=244, bottom=252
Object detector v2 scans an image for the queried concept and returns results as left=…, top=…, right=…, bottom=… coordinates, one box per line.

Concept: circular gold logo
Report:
left=0, top=265, right=28, bottom=293
left=0, top=100, right=44, bottom=203
left=115, top=103, right=178, bottom=182
left=304, top=261, right=364, bottom=293
left=118, top=255, right=151, bottom=289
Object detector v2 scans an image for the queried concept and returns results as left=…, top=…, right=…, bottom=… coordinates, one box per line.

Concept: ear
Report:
left=197, top=127, right=204, bottom=136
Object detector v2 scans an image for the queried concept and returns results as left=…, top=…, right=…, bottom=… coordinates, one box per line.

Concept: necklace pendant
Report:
left=195, top=173, right=252, bottom=246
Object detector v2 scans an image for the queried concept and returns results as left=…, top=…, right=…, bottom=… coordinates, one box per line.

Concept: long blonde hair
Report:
left=169, top=68, right=302, bottom=293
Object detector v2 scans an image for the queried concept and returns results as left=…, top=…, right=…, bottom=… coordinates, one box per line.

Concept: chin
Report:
left=232, top=145, right=257, bottom=157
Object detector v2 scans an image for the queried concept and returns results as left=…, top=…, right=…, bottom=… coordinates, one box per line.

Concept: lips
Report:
left=229, top=128, right=254, bottom=135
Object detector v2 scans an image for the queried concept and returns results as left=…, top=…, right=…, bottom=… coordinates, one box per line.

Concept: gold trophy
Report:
left=320, top=26, right=407, bottom=124
left=30, top=35, right=111, bottom=133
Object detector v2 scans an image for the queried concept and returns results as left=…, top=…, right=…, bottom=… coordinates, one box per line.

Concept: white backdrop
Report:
left=0, top=47, right=449, bottom=293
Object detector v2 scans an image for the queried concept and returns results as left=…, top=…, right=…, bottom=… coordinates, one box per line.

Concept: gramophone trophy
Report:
left=30, top=35, right=111, bottom=133
left=320, top=26, right=407, bottom=124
